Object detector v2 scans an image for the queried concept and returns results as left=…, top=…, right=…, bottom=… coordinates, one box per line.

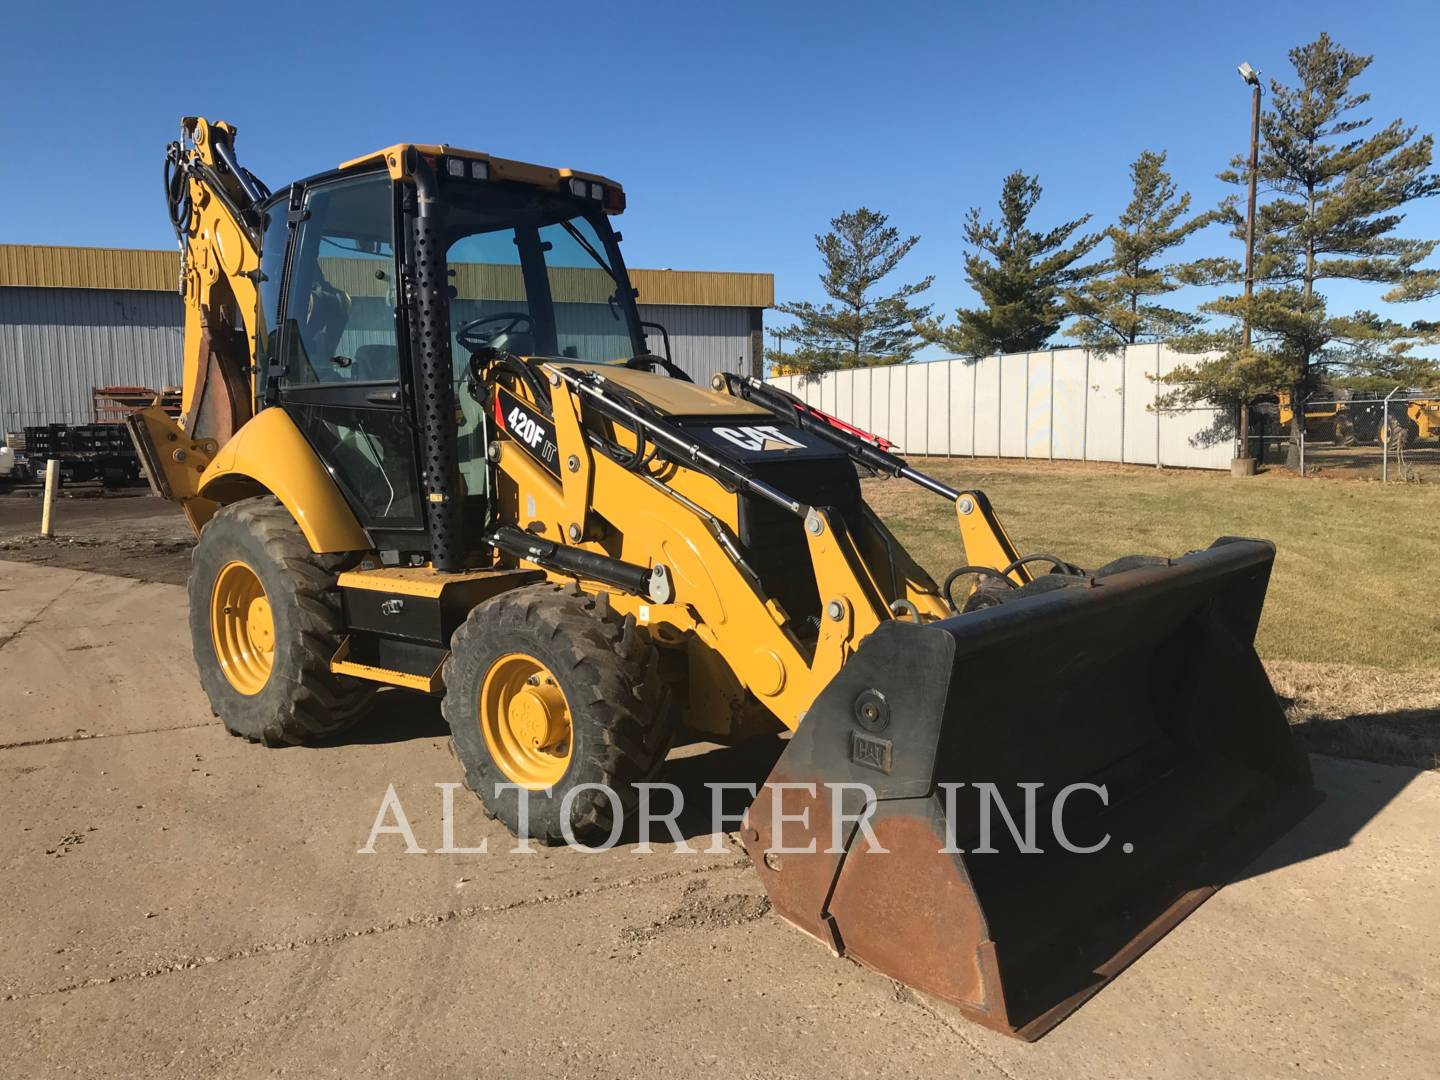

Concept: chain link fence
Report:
left=1252, top=389, right=1440, bottom=482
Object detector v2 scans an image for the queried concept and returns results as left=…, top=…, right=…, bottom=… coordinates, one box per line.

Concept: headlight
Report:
left=446, top=157, right=489, bottom=180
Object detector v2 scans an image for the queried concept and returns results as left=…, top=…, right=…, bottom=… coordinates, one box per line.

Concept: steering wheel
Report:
left=456, top=312, right=534, bottom=353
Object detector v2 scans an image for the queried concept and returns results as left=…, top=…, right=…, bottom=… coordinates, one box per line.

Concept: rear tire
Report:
left=188, top=496, right=373, bottom=745
left=442, top=583, right=672, bottom=846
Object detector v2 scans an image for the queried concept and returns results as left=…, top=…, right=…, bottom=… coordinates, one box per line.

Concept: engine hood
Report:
left=557, top=363, right=772, bottom=420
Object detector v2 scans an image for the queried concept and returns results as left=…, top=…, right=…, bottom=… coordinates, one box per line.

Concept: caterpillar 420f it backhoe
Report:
left=130, top=117, right=1317, bottom=1040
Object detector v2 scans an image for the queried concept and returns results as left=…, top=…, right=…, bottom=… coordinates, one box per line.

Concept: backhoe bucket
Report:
left=741, top=538, right=1318, bottom=1041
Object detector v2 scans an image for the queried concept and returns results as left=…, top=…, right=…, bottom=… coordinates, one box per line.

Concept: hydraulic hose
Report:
left=163, top=150, right=192, bottom=240
left=942, top=565, right=1017, bottom=612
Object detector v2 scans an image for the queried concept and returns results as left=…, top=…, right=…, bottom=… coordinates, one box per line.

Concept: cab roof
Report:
left=339, top=143, right=625, bottom=212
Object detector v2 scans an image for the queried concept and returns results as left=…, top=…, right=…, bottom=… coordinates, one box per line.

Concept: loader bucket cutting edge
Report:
left=741, top=537, right=1320, bottom=1041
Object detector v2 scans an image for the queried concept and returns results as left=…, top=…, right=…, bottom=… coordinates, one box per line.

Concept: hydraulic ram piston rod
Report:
left=725, top=374, right=965, bottom=502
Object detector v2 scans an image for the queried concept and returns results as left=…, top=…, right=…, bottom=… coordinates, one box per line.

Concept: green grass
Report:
left=864, top=458, right=1440, bottom=672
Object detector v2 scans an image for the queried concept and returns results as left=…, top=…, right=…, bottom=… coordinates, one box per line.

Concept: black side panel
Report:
left=737, top=457, right=863, bottom=628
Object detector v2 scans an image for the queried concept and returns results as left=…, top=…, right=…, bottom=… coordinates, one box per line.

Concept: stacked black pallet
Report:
left=71, top=424, right=133, bottom=453
left=20, top=423, right=141, bottom=487
left=23, top=424, right=73, bottom=457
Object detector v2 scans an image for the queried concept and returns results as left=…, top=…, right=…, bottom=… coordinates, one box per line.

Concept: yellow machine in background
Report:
left=1274, top=391, right=1344, bottom=437
left=129, top=117, right=1316, bottom=1040
left=1403, top=398, right=1440, bottom=441
left=1274, top=388, right=1436, bottom=445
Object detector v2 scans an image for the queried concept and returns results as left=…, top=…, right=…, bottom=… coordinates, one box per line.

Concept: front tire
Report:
left=443, top=583, right=672, bottom=846
left=188, top=496, right=373, bottom=745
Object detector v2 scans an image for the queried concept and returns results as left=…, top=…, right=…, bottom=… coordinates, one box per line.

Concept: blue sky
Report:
left=3, top=0, right=1437, bottom=357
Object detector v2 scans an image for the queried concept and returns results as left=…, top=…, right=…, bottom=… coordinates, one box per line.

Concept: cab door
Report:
left=276, top=171, right=426, bottom=548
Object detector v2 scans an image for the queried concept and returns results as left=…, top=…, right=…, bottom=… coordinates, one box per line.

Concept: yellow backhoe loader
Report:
left=130, top=118, right=1317, bottom=1040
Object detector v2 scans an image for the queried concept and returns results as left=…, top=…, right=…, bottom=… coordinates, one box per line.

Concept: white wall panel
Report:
left=1157, top=345, right=1235, bottom=468
left=948, top=359, right=975, bottom=455
left=884, top=365, right=907, bottom=450
left=849, top=367, right=873, bottom=432
left=869, top=367, right=886, bottom=443
left=1051, top=350, right=1087, bottom=459
left=1122, top=343, right=1161, bottom=465
left=766, top=347, right=1234, bottom=470
left=998, top=357, right=1027, bottom=458
left=1085, top=350, right=1125, bottom=461
left=973, top=356, right=1000, bottom=456
left=926, top=361, right=950, bottom=455
left=1026, top=351, right=1053, bottom=458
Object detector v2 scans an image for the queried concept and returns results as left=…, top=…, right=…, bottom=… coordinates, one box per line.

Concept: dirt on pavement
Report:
left=0, top=486, right=193, bottom=584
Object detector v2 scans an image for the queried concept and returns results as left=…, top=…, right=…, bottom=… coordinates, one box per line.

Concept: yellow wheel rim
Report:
left=210, top=560, right=275, bottom=696
left=480, top=653, right=573, bottom=789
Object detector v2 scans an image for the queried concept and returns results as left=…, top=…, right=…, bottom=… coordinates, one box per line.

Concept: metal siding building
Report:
left=0, top=245, right=771, bottom=433
left=633, top=303, right=757, bottom=385
left=0, top=286, right=183, bottom=431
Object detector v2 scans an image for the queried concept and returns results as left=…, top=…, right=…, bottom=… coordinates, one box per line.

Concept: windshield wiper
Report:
left=560, top=220, right=617, bottom=282
left=561, top=218, right=640, bottom=350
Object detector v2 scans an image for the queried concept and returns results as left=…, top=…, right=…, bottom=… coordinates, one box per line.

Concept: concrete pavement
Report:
left=1, top=560, right=1436, bottom=1078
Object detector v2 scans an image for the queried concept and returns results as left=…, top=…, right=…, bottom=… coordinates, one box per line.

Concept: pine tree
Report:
left=765, top=208, right=933, bottom=376
left=1066, top=150, right=1229, bottom=348
left=1165, top=34, right=1440, bottom=465
left=918, top=171, right=1100, bottom=358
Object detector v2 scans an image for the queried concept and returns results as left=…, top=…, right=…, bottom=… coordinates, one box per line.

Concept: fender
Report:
left=200, top=406, right=370, bottom=553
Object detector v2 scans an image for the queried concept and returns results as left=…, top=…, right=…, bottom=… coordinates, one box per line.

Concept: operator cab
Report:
left=254, top=145, right=673, bottom=560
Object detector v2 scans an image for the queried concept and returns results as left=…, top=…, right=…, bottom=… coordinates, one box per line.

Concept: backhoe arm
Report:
left=129, top=117, right=272, bottom=534
left=166, top=116, right=270, bottom=443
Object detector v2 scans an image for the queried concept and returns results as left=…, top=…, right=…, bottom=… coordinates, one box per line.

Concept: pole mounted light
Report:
left=1236, top=61, right=1263, bottom=465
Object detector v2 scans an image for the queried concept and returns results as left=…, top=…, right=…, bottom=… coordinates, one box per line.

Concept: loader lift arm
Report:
left=486, top=358, right=1061, bottom=732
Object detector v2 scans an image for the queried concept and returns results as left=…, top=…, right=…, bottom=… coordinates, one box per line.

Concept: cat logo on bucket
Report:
left=712, top=425, right=805, bottom=453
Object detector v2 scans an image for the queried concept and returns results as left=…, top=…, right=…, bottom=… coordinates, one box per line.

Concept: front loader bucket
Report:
left=741, top=538, right=1319, bottom=1041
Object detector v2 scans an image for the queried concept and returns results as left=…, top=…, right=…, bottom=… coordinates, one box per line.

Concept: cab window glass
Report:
left=284, top=173, right=400, bottom=385
left=447, top=225, right=531, bottom=358
left=255, top=196, right=290, bottom=361
left=538, top=216, right=632, bottom=362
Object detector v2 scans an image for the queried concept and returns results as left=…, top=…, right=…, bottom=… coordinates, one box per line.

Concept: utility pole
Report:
left=1236, top=61, right=1262, bottom=470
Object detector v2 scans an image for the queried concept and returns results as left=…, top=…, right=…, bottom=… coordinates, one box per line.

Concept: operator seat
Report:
left=301, top=275, right=352, bottom=368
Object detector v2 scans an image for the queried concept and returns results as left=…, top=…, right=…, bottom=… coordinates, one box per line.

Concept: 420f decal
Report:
left=494, top=385, right=560, bottom=477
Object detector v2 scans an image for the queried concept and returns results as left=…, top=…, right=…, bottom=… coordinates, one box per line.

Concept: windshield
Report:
left=442, top=185, right=642, bottom=365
